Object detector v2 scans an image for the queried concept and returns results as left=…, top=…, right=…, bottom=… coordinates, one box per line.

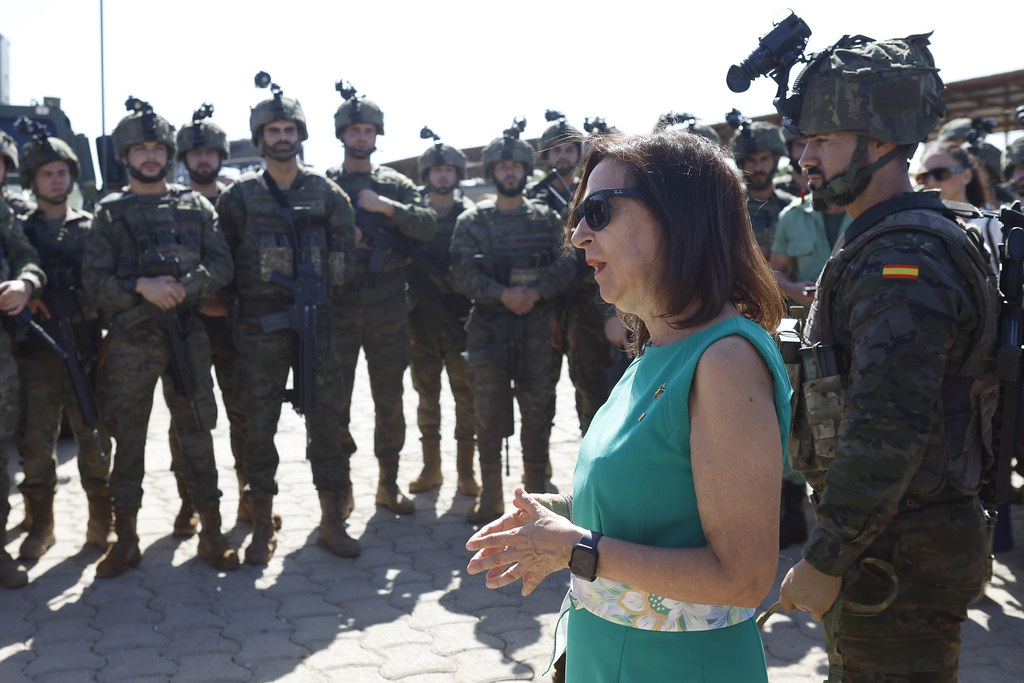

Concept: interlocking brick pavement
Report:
left=3, top=353, right=1022, bottom=681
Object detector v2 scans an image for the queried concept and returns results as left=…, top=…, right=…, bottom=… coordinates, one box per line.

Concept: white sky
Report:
left=3, top=0, right=1023, bottom=177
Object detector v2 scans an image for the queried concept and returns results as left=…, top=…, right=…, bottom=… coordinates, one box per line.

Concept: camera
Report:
left=727, top=12, right=811, bottom=94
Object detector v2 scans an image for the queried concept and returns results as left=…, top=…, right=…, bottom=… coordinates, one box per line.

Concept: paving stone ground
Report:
left=3, top=353, right=1022, bottom=681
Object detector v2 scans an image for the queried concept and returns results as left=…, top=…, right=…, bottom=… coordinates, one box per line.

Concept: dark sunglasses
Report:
left=914, top=166, right=967, bottom=184
left=573, top=188, right=644, bottom=231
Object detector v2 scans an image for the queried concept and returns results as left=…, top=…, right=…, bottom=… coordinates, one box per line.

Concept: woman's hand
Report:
left=466, top=487, right=584, bottom=596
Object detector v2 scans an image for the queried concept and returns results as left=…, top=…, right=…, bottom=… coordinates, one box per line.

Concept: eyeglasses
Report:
left=573, top=188, right=644, bottom=231
left=914, top=166, right=968, bottom=184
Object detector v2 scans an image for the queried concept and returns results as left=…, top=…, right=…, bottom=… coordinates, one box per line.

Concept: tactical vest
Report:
left=796, top=202, right=998, bottom=498
left=22, top=210, right=98, bottom=322
left=472, top=201, right=557, bottom=288
left=327, top=165, right=411, bottom=276
left=407, top=198, right=470, bottom=301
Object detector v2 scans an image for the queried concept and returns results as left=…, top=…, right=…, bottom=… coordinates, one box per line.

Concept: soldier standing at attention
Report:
left=406, top=130, right=479, bottom=497
left=326, top=83, right=437, bottom=516
left=14, top=126, right=112, bottom=558
left=1, top=194, right=45, bottom=588
left=730, top=118, right=795, bottom=259
left=450, top=120, right=573, bottom=523
left=81, top=99, right=237, bottom=577
left=768, top=32, right=998, bottom=680
left=217, top=75, right=359, bottom=562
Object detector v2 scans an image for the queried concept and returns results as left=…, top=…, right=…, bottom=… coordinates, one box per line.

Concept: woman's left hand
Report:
left=466, top=487, right=584, bottom=595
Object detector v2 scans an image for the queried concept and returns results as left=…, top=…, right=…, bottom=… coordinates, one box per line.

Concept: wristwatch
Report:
left=568, top=530, right=602, bottom=582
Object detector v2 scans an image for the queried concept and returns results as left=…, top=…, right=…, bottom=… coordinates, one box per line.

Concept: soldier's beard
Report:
left=807, top=164, right=871, bottom=211
left=746, top=174, right=773, bottom=191
left=264, top=141, right=300, bottom=162
left=187, top=161, right=222, bottom=185
left=344, top=143, right=375, bottom=160
left=128, top=163, right=168, bottom=184
left=496, top=176, right=527, bottom=197
left=428, top=182, right=455, bottom=195
left=36, top=189, right=70, bottom=205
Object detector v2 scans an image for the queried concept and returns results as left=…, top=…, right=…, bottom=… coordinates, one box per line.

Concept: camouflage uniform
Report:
left=324, top=163, right=436, bottom=491
left=450, top=198, right=574, bottom=500
left=82, top=187, right=232, bottom=511
left=732, top=121, right=796, bottom=253
left=217, top=167, right=356, bottom=497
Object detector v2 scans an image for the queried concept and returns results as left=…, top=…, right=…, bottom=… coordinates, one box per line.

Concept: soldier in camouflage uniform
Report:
left=0, top=131, right=33, bottom=217
left=405, top=133, right=478, bottom=497
left=774, top=33, right=997, bottom=680
left=81, top=100, right=238, bottom=577
left=1, top=196, right=45, bottom=588
left=450, top=124, right=574, bottom=523
left=731, top=120, right=796, bottom=258
left=325, top=86, right=437, bottom=515
left=218, top=78, right=359, bottom=562
left=14, top=130, right=112, bottom=559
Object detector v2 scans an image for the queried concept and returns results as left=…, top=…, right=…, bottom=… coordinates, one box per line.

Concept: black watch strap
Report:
left=568, top=530, right=602, bottom=582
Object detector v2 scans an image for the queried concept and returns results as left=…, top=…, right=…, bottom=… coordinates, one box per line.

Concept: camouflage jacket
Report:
left=406, top=195, right=473, bottom=311
left=0, top=199, right=46, bottom=293
left=525, top=172, right=578, bottom=222
left=82, top=186, right=232, bottom=319
left=326, top=164, right=436, bottom=279
left=20, top=207, right=100, bottom=323
left=450, top=198, right=573, bottom=311
left=795, top=197, right=997, bottom=577
left=746, top=188, right=796, bottom=255
left=217, top=167, right=356, bottom=307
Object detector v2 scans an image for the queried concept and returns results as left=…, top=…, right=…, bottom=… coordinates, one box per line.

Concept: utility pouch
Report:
left=799, top=344, right=846, bottom=465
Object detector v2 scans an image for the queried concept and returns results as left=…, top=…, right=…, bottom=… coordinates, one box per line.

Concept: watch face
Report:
left=569, top=546, right=598, bottom=582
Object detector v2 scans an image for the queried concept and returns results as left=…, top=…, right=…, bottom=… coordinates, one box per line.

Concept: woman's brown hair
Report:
left=567, top=131, right=784, bottom=356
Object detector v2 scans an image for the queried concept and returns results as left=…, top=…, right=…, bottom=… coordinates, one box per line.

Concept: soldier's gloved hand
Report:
left=0, top=279, right=32, bottom=316
left=357, top=189, right=396, bottom=218
left=137, top=275, right=186, bottom=311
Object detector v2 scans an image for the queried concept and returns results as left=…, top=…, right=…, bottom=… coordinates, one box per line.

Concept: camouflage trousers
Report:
left=0, top=332, right=20, bottom=522
left=15, top=345, right=111, bottom=495
left=332, top=284, right=409, bottom=461
left=834, top=495, right=987, bottom=681
left=466, top=310, right=554, bottom=466
left=104, top=317, right=221, bottom=509
left=235, top=316, right=346, bottom=495
left=170, top=314, right=244, bottom=474
left=549, top=285, right=615, bottom=436
left=408, top=300, right=474, bottom=443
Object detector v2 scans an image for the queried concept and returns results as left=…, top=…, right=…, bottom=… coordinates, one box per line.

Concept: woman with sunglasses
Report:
left=467, top=131, right=791, bottom=681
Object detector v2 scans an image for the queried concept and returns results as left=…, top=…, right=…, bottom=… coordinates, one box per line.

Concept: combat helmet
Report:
left=177, top=103, right=230, bottom=161
left=1002, top=138, right=1024, bottom=181
left=937, top=117, right=973, bottom=142
left=480, top=118, right=534, bottom=179
left=730, top=120, right=786, bottom=166
left=334, top=80, right=385, bottom=138
left=0, top=130, right=18, bottom=174
left=249, top=71, right=308, bottom=145
left=16, top=117, right=80, bottom=188
left=539, top=110, right=582, bottom=158
left=112, top=97, right=176, bottom=158
left=417, top=126, right=467, bottom=182
left=654, top=112, right=721, bottom=146
left=970, top=141, right=1003, bottom=181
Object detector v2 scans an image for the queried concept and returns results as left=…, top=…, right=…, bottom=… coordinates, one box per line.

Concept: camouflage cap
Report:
left=0, top=130, right=19, bottom=172
left=540, top=121, right=582, bottom=156
left=788, top=32, right=945, bottom=145
left=335, top=97, right=385, bottom=138
left=112, top=109, right=176, bottom=158
left=249, top=96, right=308, bottom=145
left=176, top=120, right=230, bottom=161
left=1003, top=138, right=1024, bottom=181
left=937, top=117, right=973, bottom=142
left=418, top=143, right=467, bottom=182
left=731, top=121, right=787, bottom=164
left=19, top=136, right=81, bottom=188
left=481, top=135, right=535, bottom=178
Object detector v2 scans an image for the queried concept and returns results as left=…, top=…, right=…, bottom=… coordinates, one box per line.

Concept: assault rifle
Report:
left=471, top=310, right=524, bottom=476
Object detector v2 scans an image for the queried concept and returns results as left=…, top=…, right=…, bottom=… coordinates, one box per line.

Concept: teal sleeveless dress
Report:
left=565, top=317, right=792, bottom=682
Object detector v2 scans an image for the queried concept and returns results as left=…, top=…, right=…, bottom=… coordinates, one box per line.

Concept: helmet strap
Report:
left=811, top=136, right=911, bottom=210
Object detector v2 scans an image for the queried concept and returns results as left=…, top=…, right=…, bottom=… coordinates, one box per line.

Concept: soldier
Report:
left=653, top=111, right=722, bottom=146
left=770, top=32, right=997, bottom=680
left=405, top=130, right=478, bottom=496
left=1003, top=138, right=1024, bottom=201
left=450, top=121, right=574, bottom=523
left=217, top=74, right=359, bottom=563
left=81, top=99, right=238, bottom=577
left=730, top=119, right=796, bottom=258
left=14, top=125, right=113, bottom=559
left=1, top=196, right=45, bottom=588
left=0, top=131, right=33, bottom=216
left=325, top=83, right=437, bottom=515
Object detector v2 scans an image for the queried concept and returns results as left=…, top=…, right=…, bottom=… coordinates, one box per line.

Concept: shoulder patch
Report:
left=881, top=263, right=919, bottom=280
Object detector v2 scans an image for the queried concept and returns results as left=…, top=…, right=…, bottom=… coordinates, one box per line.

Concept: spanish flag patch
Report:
left=882, top=264, right=919, bottom=280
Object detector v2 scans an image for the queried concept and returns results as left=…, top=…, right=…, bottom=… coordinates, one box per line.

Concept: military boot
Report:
left=235, top=470, right=283, bottom=529
left=779, top=481, right=809, bottom=548
left=19, top=490, right=56, bottom=559
left=466, top=461, right=504, bottom=524
left=523, top=462, right=548, bottom=495
left=339, top=459, right=355, bottom=521
left=375, top=458, right=415, bottom=514
left=86, top=490, right=114, bottom=548
left=196, top=505, right=240, bottom=571
left=408, top=439, right=443, bottom=493
left=244, top=494, right=278, bottom=565
left=0, top=523, right=28, bottom=589
left=456, top=439, right=481, bottom=497
left=95, top=507, right=141, bottom=579
left=20, top=493, right=32, bottom=531
left=173, top=472, right=199, bottom=537
left=316, top=490, right=361, bottom=558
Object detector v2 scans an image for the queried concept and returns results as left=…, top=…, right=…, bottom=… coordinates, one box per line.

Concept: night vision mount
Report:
left=503, top=117, right=527, bottom=140
left=254, top=71, right=283, bottom=99
left=191, top=103, right=215, bottom=125
left=584, top=117, right=613, bottom=134
left=124, top=96, right=159, bottom=136
left=15, top=116, right=49, bottom=145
